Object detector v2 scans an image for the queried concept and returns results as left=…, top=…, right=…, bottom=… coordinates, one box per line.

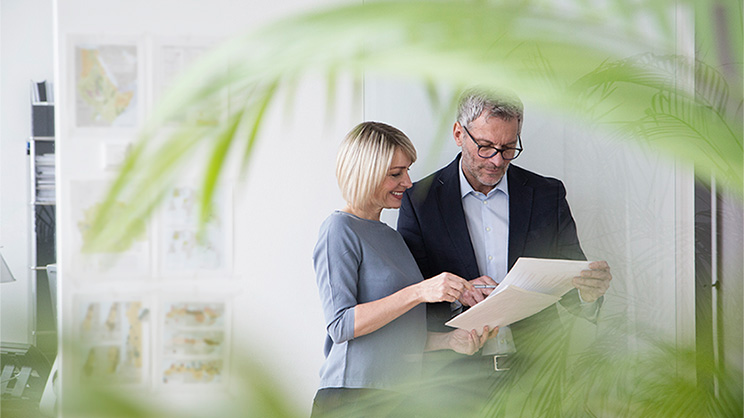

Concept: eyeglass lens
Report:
left=462, top=125, right=521, bottom=160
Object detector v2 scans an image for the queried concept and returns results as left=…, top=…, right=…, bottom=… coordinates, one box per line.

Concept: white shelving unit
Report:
left=28, top=81, right=57, bottom=360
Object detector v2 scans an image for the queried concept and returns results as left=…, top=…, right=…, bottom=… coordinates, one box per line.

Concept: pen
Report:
left=474, top=285, right=497, bottom=289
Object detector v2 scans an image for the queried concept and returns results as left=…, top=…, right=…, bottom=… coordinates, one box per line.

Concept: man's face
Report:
left=453, top=111, right=520, bottom=195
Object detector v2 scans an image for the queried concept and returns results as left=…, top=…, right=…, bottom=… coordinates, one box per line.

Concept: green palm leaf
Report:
left=85, top=0, right=740, bottom=253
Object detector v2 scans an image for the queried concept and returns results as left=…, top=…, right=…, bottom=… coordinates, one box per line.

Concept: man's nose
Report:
left=487, top=151, right=506, bottom=164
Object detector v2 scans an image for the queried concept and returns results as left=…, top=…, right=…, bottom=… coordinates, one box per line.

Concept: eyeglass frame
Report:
left=461, top=124, right=523, bottom=160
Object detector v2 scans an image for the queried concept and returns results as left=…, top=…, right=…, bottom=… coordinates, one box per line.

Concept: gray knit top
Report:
left=313, top=211, right=427, bottom=389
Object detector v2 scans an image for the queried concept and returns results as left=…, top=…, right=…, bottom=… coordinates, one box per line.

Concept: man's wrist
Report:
left=578, top=290, right=595, bottom=304
left=578, top=294, right=601, bottom=320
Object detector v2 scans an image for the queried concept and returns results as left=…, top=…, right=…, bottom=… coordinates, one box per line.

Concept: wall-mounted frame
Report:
left=156, top=184, right=233, bottom=278
left=68, top=35, right=145, bottom=136
left=157, top=297, right=231, bottom=389
left=66, top=180, right=151, bottom=280
left=73, top=293, right=152, bottom=388
left=152, top=37, right=226, bottom=128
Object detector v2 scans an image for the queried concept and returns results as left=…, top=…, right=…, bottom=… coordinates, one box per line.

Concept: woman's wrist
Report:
left=424, top=331, right=450, bottom=352
left=408, top=281, right=424, bottom=304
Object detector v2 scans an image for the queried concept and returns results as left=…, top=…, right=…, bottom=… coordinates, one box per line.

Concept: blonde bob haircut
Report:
left=336, top=122, right=417, bottom=209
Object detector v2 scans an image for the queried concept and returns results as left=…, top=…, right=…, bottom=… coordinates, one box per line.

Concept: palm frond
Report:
left=571, top=52, right=742, bottom=190
left=86, top=0, right=691, bottom=249
left=86, top=0, right=741, bottom=259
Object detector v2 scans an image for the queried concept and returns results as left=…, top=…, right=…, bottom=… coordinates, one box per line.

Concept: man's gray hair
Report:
left=456, top=88, right=523, bottom=131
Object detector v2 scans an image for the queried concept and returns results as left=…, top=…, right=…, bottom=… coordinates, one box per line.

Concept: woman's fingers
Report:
left=479, top=326, right=490, bottom=347
left=422, top=273, right=480, bottom=303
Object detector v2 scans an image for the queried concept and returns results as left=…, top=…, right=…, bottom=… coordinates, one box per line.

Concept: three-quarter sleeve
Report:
left=313, top=218, right=362, bottom=344
left=313, top=212, right=427, bottom=389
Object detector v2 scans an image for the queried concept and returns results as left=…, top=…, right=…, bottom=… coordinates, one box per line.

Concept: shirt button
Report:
left=483, top=201, right=488, bottom=205
left=488, top=256, right=493, bottom=261
left=486, top=227, right=491, bottom=232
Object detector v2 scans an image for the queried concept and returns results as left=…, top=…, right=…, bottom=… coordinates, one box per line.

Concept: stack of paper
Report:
left=35, top=153, right=56, bottom=203
left=445, top=258, right=590, bottom=330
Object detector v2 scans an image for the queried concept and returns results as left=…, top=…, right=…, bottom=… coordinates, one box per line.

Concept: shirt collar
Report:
left=458, top=157, right=509, bottom=199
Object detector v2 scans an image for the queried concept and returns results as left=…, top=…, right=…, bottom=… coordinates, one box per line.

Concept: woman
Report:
left=312, top=122, right=496, bottom=416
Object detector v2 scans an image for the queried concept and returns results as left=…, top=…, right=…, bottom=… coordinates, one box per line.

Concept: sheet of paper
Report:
left=445, top=257, right=591, bottom=330
left=446, top=285, right=560, bottom=330
left=495, top=257, right=590, bottom=297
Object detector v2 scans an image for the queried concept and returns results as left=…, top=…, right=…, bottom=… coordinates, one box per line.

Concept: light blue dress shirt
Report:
left=458, top=161, right=509, bottom=283
left=458, top=160, right=516, bottom=354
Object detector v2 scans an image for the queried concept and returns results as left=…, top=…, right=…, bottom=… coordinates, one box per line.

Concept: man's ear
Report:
left=453, top=122, right=464, bottom=147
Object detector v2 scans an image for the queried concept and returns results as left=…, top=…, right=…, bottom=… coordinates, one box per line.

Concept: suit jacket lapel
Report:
left=508, top=166, right=533, bottom=269
left=436, top=156, right=480, bottom=279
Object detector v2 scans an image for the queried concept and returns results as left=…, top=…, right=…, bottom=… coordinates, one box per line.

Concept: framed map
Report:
left=72, top=38, right=142, bottom=130
left=157, top=185, right=232, bottom=277
left=153, top=38, right=223, bottom=126
left=159, top=300, right=229, bottom=387
left=74, top=295, right=151, bottom=387
left=68, top=180, right=150, bottom=279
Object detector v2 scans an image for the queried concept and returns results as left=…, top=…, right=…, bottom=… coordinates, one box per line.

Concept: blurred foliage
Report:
left=63, top=354, right=302, bottom=418
left=70, top=0, right=744, bottom=417
left=86, top=0, right=741, bottom=250
left=60, top=312, right=742, bottom=417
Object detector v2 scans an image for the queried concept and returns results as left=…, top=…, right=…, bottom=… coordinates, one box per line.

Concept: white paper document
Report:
left=497, top=258, right=591, bottom=297
left=445, top=258, right=590, bottom=330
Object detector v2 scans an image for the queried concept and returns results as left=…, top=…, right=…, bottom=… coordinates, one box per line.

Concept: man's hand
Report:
left=572, top=261, right=612, bottom=303
left=459, top=275, right=498, bottom=306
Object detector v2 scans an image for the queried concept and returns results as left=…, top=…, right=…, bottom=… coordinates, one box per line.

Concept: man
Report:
left=397, top=89, right=612, bottom=407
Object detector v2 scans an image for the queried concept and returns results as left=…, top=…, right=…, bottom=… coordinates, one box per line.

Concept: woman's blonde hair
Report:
left=336, top=122, right=417, bottom=209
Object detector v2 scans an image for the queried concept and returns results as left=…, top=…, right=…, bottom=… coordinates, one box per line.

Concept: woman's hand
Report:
left=447, top=326, right=499, bottom=355
left=415, top=272, right=473, bottom=303
left=352, top=273, right=473, bottom=339
left=459, top=275, right=498, bottom=306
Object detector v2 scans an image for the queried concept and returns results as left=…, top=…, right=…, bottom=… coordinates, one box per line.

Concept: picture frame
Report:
left=73, top=293, right=152, bottom=388
left=157, top=297, right=231, bottom=389
left=68, top=35, right=145, bottom=136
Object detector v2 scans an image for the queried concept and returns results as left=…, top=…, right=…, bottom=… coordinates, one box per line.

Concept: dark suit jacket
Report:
left=397, top=155, right=587, bottom=335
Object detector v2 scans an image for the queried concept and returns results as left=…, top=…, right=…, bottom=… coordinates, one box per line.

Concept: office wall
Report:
left=364, top=82, right=685, bottom=346
left=55, top=0, right=357, bottom=414
left=54, top=0, right=698, bottom=415
left=0, top=0, right=54, bottom=345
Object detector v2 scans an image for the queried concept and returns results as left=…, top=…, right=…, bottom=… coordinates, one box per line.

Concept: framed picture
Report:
left=73, top=294, right=152, bottom=387
left=157, top=298, right=230, bottom=388
left=69, top=35, right=144, bottom=134
left=152, top=37, right=225, bottom=127
left=67, top=180, right=151, bottom=279
left=156, top=184, right=233, bottom=278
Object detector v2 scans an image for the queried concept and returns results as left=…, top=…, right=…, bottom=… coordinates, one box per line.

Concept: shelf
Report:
left=29, top=81, right=57, bottom=361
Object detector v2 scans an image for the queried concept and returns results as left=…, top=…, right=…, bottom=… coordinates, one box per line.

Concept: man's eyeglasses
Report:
left=462, top=125, right=523, bottom=160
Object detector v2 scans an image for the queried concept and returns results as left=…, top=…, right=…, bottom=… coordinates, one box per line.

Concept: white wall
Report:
left=55, top=0, right=357, bottom=415
left=364, top=82, right=685, bottom=345
left=359, top=8, right=693, bottom=347
left=0, top=0, right=54, bottom=345
left=50, top=1, right=692, bottom=416
left=232, top=78, right=357, bottom=403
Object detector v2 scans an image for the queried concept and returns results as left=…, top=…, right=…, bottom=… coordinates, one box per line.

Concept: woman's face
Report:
left=375, top=147, right=413, bottom=210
